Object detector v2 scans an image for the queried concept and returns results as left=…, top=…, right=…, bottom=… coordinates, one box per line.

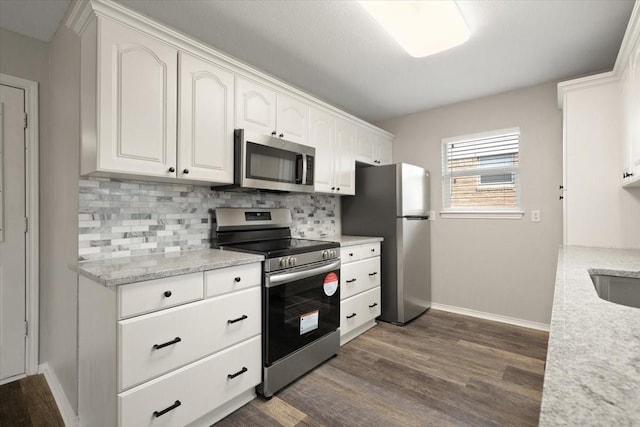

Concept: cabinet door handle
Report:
left=279, top=133, right=284, bottom=138
left=163, top=290, right=172, bottom=298
left=183, top=169, right=189, bottom=174
left=153, top=337, right=181, bottom=350
left=228, top=366, right=248, bottom=379
left=369, top=272, right=378, bottom=276
left=271, top=131, right=277, bottom=136
left=346, top=313, right=357, bottom=319
left=370, top=248, right=376, bottom=252
left=234, top=276, right=241, bottom=283
left=369, top=302, right=378, bottom=308
left=168, top=167, right=175, bottom=173
left=331, top=187, right=335, bottom=190
left=153, top=400, right=181, bottom=418
left=336, top=187, right=340, bottom=191
left=227, top=314, right=248, bottom=324
left=346, top=278, right=357, bottom=283
left=349, top=253, right=354, bottom=257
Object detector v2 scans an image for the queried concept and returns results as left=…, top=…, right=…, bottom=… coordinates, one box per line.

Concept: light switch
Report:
left=532, top=210, right=541, bottom=222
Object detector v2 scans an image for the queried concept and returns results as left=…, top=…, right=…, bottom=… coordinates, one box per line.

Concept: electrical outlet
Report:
left=532, top=210, right=541, bottom=222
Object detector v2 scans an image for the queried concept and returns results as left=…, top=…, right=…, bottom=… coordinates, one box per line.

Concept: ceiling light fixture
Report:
left=359, top=0, right=470, bottom=58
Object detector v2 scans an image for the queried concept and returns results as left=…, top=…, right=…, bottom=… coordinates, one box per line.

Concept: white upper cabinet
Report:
left=236, top=77, right=309, bottom=144
left=334, top=117, right=357, bottom=195
left=310, top=108, right=336, bottom=193
left=356, top=127, right=393, bottom=166
left=235, top=76, right=277, bottom=136
left=310, top=108, right=356, bottom=195
left=629, top=42, right=640, bottom=182
left=95, top=18, right=178, bottom=177
left=276, top=93, right=309, bottom=144
left=178, top=52, right=234, bottom=183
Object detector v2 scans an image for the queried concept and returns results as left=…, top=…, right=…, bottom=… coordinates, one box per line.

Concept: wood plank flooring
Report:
left=0, top=310, right=548, bottom=427
left=218, top=309, right=548, bottom=427
left=0, top=374, right=64, bottom=427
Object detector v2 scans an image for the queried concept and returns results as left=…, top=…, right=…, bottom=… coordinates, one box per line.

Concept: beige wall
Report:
left=378, top=82, right=563, bottom=325
left=564, top=81, right=640, bottom=248
left=44, top=23, right=80, bottom=411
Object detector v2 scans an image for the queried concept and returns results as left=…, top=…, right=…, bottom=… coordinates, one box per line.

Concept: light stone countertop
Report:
left=72, top=248, right=264, bottom=287
left=539, top=246, right=640, bottom=426
left=319, top=235, right=383, bottom=247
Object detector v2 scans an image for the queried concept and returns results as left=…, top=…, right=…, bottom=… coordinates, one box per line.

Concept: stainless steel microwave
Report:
left=226, top=129, right=315, bottom=193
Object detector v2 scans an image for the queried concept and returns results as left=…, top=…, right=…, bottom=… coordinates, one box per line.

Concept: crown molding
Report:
left=558, top=1, right=640, bottom=109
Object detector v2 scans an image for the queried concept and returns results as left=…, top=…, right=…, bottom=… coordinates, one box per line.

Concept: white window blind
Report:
left=442, top=128, right=521, bottom=211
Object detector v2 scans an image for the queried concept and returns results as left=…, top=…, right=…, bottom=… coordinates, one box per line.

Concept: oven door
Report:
left=264, top=259, right=340, bottom=366
left=236, top=129, right=315, bottom=193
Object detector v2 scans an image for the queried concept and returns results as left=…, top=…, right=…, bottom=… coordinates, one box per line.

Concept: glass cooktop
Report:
left=221, top=238, right=339, bottom=258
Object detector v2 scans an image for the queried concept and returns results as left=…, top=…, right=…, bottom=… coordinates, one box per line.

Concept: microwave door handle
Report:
left=267, top=259, right=340, bottom=288
left=295, top=154, right=304, bottom=184
left=302, top=154, right=308, bottom=185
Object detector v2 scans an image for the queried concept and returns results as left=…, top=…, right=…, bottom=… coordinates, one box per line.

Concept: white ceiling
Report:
left=0, top=0, right=635, bottom=123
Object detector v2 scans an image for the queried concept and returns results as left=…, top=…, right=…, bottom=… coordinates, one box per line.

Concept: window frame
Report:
left=441, top=127, right=524, bottom=219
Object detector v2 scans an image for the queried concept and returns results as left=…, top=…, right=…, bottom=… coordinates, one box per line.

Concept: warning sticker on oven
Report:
left=323, top=272, right=339, bottom=296
left=300, top=310, right=319, bottom=335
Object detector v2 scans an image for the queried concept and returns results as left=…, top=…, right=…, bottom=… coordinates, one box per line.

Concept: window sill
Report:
left=439, top=210, right=524, bottom=220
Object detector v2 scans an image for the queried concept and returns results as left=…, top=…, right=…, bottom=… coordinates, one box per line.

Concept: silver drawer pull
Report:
left=227, top=314, right=248, bottom=324
left=152, top=337, right=181, bottom=350
left=228, top=366, right=248, bottom=379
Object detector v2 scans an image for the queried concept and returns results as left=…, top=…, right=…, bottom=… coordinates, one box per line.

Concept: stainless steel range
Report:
left=211, top=208, right=340, bottom=398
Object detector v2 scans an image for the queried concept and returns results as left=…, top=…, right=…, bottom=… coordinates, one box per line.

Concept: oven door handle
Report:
left=266, top=259, right=340, bottom=288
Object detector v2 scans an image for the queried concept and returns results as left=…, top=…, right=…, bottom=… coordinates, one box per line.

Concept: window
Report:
left=442, top=128, right=521, bottom=217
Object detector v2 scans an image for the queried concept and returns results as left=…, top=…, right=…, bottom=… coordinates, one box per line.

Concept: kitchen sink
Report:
left=590, top=273, right=640, bottom=309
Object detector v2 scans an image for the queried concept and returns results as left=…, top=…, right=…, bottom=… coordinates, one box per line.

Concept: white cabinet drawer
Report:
left=118, top=287, right=260, bottom=391
left=340, top=286, right=381, bottom=336
left=119, top=336, right=261, bottom=427
left=341, top=257, right=381, bottom=300
left=205, top=262, right=261, bottom=298
left=340, top=242, right=380, bottom=264
left=117, top=273, right=204, bottom=320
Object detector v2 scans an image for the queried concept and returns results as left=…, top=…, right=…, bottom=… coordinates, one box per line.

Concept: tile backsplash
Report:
left=78, top=177, right=338, bottom=261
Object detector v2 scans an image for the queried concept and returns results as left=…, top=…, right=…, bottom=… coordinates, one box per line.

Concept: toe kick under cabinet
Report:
left=78, top=263, right=262, bottom=427
left=339, top=242, right=382, bottom=345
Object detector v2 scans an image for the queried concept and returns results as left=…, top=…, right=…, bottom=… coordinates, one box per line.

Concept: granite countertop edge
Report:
left=539, top=245, right=640, bottom=426
left=319, top=235, right=384, bottom=246
left=71, top=249, right=264, bottom=287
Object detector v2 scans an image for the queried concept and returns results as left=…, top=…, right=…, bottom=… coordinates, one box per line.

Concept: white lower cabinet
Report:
left=339, top=241, right=382, bottom=345
left=119, top=336, right=261, bottom=427
left=78, top=262, right=262, bottom=427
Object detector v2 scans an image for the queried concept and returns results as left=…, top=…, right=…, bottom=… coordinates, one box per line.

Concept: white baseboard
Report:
left=39, top=363, right=79, bottom=427
left=430, top=303, right=550, bottom=332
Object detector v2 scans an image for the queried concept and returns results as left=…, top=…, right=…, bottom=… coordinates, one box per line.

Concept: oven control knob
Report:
left=321, top=250, right=328, bottom=260
left=330, top=249, right=336, bottom=258
left=280, top=258, right=288, bottom=268
left=288, top=257, right=296, bottom=267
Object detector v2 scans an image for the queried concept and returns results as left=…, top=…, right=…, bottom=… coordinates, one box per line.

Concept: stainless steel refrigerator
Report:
left=342, top=163, right=431, bottom=325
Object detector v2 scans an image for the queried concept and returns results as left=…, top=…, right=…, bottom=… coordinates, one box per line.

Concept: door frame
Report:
left=1, top=73, right=40, bottom=376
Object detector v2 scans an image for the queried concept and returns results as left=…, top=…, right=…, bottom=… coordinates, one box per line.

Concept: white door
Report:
left=0, top=84, right=26, bottom=381
left=309, top=107, right=335, bottom=193
left=178, top=52, right=234, bottom=184
left=235, top=76, right=276, bottom=136
left=98, top=18, right=178, bottom=177
left=276, top=93, right=309, bottom=144
left=334, top=117, right=356, bottom=195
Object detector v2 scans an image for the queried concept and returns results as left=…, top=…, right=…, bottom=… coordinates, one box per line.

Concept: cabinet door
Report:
left=355, top=127, right=376, bottom=165
left=276, top=93, right=309, bottom=144
left=376, top=137, right=393, bottom=165
left=178, top=52, right=234, bottom=183
left=309, top=107, right=336, bottom=193
left=98, top=18, right=178, bottom=177
left=630, top=44, right=640, bottom=178
left=334, top=117, right=356, bottom=195
left=235, top=76, right=276, bottom=135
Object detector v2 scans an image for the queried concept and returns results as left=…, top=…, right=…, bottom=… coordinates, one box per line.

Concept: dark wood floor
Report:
left=218, top=309, right=549, bottom=427
left=0, top=310, right=548, bottom=427
left=0, top=374, right=64, bottom=427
